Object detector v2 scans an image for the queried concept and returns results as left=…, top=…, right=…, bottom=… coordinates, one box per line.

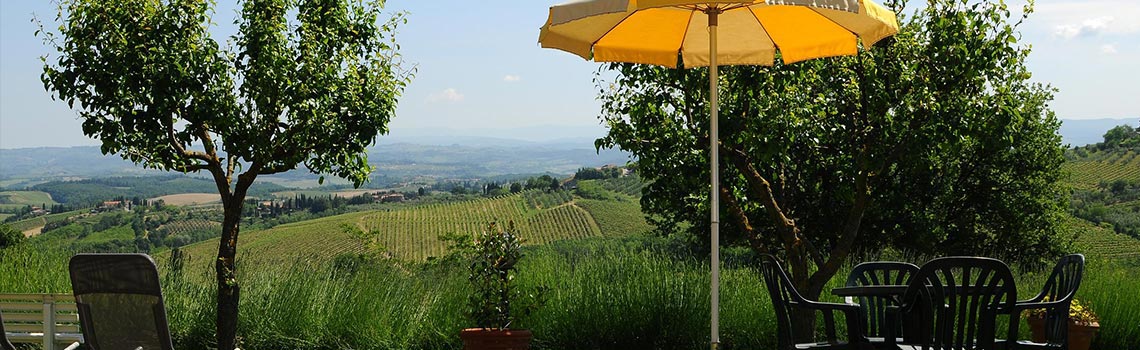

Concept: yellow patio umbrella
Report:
left=539, top=0, right=898, bottom=347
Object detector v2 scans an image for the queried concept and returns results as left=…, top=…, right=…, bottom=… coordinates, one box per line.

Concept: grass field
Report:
left=0, top=190, right=58, bottom=210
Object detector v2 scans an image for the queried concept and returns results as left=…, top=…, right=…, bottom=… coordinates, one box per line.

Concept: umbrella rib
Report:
left=588, top=10, right=639, bottom=60
left=678, top=8, right=696, bottom=67
left=746, top=5, right=779, bottom=62
left=808, top=7, right=859, bottom=35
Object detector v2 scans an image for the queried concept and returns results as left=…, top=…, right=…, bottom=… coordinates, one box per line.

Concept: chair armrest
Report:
left=1018, top=291, right=1047, bottom=304
left=788, top=300, right=868, bottom=346
left=1014, top=299, right=1072, bottom=315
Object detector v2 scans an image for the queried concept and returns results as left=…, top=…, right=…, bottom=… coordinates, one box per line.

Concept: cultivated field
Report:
left=172, top=190, right=626, bottom=266
left=0, top=190, right=58, bottom=210
left=1064, top=149, right=1140, bottom=189
left=153, top=193, right=221, bottom=206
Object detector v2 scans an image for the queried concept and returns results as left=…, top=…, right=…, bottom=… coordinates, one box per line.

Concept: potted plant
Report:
left=458, top=222, right=545, bottom=350
left=1024, top=298, right=1100, bottom=350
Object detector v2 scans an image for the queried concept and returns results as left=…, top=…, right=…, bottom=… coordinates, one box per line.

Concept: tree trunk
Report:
left=216, top=194, right=246, bottom=350
left=788, top=244, right=819, bottom=343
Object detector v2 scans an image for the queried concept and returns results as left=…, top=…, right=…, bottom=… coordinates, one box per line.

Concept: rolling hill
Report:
left=170, top=183, right=652, bottom=270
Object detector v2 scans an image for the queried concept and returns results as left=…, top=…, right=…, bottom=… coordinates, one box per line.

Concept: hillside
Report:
left=1063, top=147, right=1140, bottom=240
left=1067, top=217, right=1140, bottom=264
left=1063, top=148, right=1140, bottom=190
left=171, top=183, right=652, bottom=268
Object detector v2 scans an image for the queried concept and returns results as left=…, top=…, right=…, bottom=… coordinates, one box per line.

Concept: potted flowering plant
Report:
left=1024, top=298, right=1099, bottom=350
left=457, top=222, right=545, bottom=350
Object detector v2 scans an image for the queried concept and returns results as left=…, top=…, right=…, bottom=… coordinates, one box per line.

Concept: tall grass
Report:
left=1070, top=257, right=1140, bottom=350
left=0, top=243, right=72, bottom=293
left=3, top=236, right=1139, bottom=349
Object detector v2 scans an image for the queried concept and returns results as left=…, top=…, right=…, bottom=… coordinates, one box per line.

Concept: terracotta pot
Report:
left=459, top=328, right=533, bottom=350
left=1027, top=317, right=1099, bottom=350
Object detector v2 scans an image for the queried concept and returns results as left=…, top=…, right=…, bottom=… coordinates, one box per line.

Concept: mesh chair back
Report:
left=901, top=257, right=1017, bottom=350
left=1, top=311, right=15, bottom=350
left=69, top=254, right=173, bottom=350
left=845, top=261, right=919, bottom=337
left=1036, top=254, right=1085, bottom=348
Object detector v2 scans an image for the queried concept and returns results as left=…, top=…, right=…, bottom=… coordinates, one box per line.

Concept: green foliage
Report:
left=575, top=166, right=622, bottom=180
left=0, top=224, right=25, bottom=248
left=595, top=0, right=1067, bottom=268
left=1102, top=124, right=1140, bottom=149
left=574, top=180, right=613, bottom=201
left=456, top=222, right=546, bottom=330
left=39, top=0, right=410, bottom=344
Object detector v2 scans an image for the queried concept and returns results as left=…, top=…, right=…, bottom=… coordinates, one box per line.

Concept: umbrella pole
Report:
left=707, top=9, right=721, bottom=350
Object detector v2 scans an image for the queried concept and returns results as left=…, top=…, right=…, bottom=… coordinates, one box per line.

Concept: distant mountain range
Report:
left=0, top=126, right=629, bottom=189
left=2, top=119, right=1134, bottom=189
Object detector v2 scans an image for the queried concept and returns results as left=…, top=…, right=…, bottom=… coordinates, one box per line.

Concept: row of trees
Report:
left=435, top=175, right=564, bottom=196
left=574, top=166, right=624, bottom=180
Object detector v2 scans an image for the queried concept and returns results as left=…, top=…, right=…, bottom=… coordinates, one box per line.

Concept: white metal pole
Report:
left=708, top=9, right=721, bottom=350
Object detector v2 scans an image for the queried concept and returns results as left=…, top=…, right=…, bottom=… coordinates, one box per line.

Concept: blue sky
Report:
left=1, top=0, right=1137, bottom=149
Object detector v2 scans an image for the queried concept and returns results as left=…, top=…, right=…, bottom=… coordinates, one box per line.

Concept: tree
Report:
left=1102, top=124, right=1139, bottom=149
left=596, top=0, right=1066, bottom=341
left=39, top=0, right=410, bottom=347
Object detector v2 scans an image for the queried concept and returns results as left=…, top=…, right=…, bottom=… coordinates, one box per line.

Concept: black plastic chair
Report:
left=845, top=261, right=920, bottom=346
left=885, top=256, right=1018, bottom=350
left=1, top=311, right=15, bottom=350
left=1013, top=254, right=1085, bottom=350
left=68, top=253, right=174, bottom=350
left=760, top=254, right=870, bottom=350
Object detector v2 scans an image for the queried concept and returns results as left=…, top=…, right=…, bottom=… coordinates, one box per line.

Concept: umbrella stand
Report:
left=707, top=9, right=721, bottom=350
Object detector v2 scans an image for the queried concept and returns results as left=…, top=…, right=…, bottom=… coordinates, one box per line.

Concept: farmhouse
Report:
left=379, top=193, right=405, bottom=203
left=29, top=206, right=49, bottom=217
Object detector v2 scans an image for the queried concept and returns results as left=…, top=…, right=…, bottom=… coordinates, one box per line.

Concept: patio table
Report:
left=832, top=285, right=908, bottom=299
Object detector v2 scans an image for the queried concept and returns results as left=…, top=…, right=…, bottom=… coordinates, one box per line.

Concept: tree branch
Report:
left=719, top=185, right=769, bottom=254
left=724, top=145, right=799, bottom=247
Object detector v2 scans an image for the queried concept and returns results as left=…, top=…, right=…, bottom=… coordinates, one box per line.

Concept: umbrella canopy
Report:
left=539, top=0, right=898, bottom=348
left=541, top=0, right=898, bottom=67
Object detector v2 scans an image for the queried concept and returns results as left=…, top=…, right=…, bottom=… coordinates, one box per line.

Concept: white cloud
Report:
left=503, top=75, right=521, bottom=82
left=429, top=88, right=464, bottom=103
left=1053, top=16, right=1113, bottom=39
left=1101, top=44, right=1118, bottom=54
left=1036, top=0, right=1140, bottom=37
